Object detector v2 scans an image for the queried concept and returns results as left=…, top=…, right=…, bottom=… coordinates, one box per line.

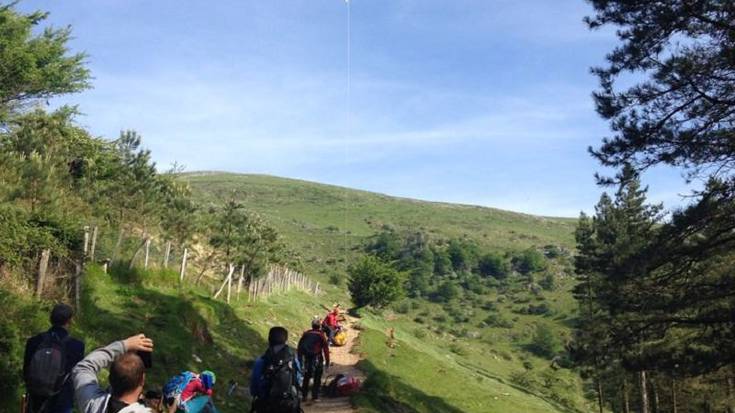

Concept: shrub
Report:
left=348, top=256, right=406, bottom=308
left=512, top=248, right=548, bottom=275
left=394, top=301, right=411, bottom=314
left=433, top=314, right=448, bottom=323
left=477, top=253, right=511, bottom=278
left=483, top=314, right=513, bottom=328
left=329, top=273, right=342, bottom=286
left=434, top=281, right=459, bottom=303
left=413, top=328, right=428, bottom=339
left=528, top=324, right=560, bottom=359
left=450, top=343, right=468, bottom=356
left=526, top=303, right=553, bottom=316
left=539, top=273, right=556, bottom=291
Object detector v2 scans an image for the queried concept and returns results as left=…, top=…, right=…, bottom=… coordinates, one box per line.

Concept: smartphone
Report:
left=137, top=350, right=153, bottom=369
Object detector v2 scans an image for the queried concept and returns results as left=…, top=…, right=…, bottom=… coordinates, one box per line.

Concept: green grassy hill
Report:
left=183, top=172, right=577, bottom=279
left=182, top=172, right=591, bottom=413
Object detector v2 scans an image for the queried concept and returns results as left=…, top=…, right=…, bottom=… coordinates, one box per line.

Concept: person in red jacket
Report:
left=322, top=309, right=340, bottom=345
left=298, top=319, right=330, bottom=402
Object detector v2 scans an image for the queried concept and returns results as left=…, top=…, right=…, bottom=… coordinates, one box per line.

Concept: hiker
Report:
left=249, top=326, right=302, bottom=413
left=72, top=333, right=154, bottom=413
left=297, top=319, right=330, bottom=403
left=322, top=309, right=341, bottom=345
left=23, top=303, right=85, bottom=413
left=162, top=370, right=217, bottom=413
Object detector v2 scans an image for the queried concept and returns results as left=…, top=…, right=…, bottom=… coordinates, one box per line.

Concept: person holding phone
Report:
left=72, top=334, right=154, bottom=413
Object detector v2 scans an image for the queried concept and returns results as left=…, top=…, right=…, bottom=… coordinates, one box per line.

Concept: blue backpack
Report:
left=163, top=371, right=196, bottom=407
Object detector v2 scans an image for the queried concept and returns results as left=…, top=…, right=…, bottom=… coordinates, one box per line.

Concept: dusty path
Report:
left=302, top=316, right=364, bottom=413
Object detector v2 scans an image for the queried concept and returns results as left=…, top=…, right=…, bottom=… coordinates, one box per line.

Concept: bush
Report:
left=394, top=301, right=411, bottom=314
left=433, top=314, right=448, bottom=323
left=526, top=303, right=553, bottom=316
left=348, top=256, right=406, bottom=308
left=413, top=328, right=428, bottom=339
left=434, top=281, right=459, bottom=303
left=329, top=273, right=342, bottom=286
left=539, top=273, right=556, bottom=291
left=449, top=343, right=468, bottom=356
left=414, top=316, right=426, bottom=324
left=512, top=248, right=548, bottom=275
left=483, top=314, right=513, bottom=328
left=528, top=324, right=560, bottom=359
left=477, top=253, right=510, bottom=279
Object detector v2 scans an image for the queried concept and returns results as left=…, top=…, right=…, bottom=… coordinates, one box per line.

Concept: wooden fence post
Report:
left=179, top=248, right=188, bottom=282
left=237, top=265, right=245, bottom=300
left=90, top=226, right=98, bottom=261
left=143, top=238, right=151, bottom=269
left=163, top=241, right=171, bottom=269
left=83, top=226, right=90, bottom=257
left=214, top=264, right=235, bottom=300
left=35, top=249, right=51, bottom=299
left=74, top=263, right=82, bottom=314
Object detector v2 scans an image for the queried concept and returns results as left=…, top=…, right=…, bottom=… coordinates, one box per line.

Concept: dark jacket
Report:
left=297, top=329, right=330, bottom=366
left=24, top=326, right=85, bottom=413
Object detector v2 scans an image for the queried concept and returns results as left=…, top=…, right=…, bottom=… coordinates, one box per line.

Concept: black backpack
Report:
left=26, top=333, right=70, bottom=399
left=256, top=346, right=300, bottom=413
left=298, top=331, right=324, bottom=358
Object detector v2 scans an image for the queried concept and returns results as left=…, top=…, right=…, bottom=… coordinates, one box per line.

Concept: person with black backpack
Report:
left=23, top=303, right=85, bottom=413
left=297, top=319, right=330, bottom=403
left=249, top=327, right=303, bottom=413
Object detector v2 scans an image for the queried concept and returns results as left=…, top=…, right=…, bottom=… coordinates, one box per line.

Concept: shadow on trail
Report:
left=78, top=265, right=267, bottom=413
left=353, top=359, right=465, bottom=413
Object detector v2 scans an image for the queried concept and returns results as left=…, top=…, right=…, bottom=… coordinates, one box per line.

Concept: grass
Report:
left=2, top=172, right=588, bottom=413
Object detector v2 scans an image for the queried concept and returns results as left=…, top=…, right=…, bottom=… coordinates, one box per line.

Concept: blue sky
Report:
left=21, top=0, right=691, bottom=217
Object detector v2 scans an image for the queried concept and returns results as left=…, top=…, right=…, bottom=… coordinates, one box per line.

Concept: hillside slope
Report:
left=183, top=172, right=577, bottom=281
left=184, top=172, right=591, bottom=413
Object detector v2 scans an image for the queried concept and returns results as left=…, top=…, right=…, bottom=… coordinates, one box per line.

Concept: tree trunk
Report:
left=640, top=370, right=650, bottom=413
left=727, top=376, right=735, bottom=413
left=179, top=248, right=188, bottom=282
left=671, top=377, right=677, bottom=413
left=596, top=375, right=604, bottom=413
left=163, top=241, right=171, bottom=268
left=35, top=249, right=51, bottom=299
left=651, top=377, right=659, bottom=413
left=623, top=376, right=631, bottom=413
left=90, top=226, right=98, bottom=261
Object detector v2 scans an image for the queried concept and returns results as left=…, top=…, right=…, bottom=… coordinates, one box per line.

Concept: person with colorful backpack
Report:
left=297, top=319, right=330, bottom=403
left=23, top=303, right=85, bottom=413
left=162, top=371, right=217, bottom=413
left=249, top=327, right=302, bottom=413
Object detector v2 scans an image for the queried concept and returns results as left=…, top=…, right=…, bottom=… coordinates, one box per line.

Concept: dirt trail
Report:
left=302, top=316, right=364, bottom=413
